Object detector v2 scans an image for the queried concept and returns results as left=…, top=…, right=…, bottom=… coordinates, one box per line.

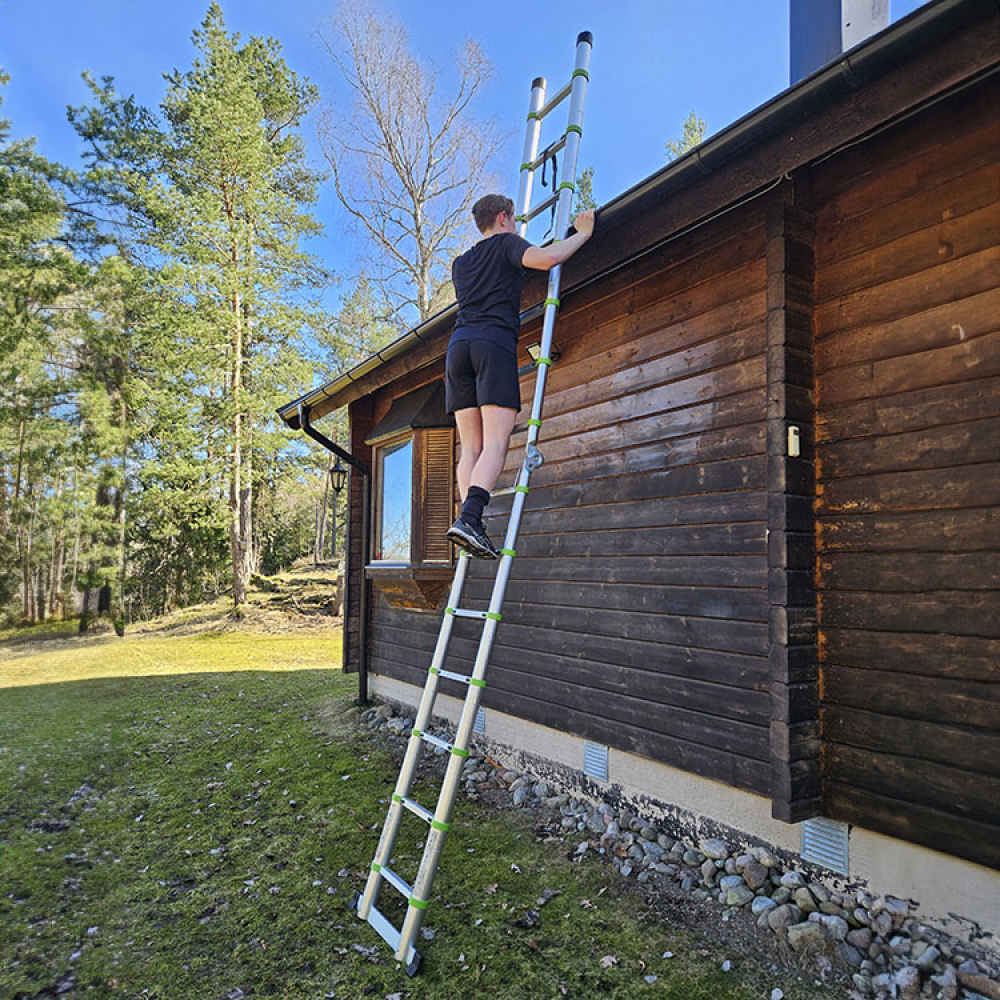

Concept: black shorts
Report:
left=445, top=338, right=521, bottom=414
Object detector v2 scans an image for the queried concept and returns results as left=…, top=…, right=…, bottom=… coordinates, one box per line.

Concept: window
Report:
left=365, top=382, right=455, bottom=594
left=374, top=436, right=413, bottom=562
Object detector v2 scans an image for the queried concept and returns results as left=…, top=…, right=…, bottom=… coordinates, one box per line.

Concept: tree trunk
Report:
left=229, top=288, right=249, bottom=607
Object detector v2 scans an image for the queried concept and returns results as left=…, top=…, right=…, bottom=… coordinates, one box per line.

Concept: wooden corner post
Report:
left=765, top=177, right=821, bottom=823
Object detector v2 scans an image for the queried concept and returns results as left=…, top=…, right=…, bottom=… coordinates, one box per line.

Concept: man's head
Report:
left=472, top=194, right=515, bottom=234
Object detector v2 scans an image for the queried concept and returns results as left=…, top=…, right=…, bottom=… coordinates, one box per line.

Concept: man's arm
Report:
left=521, top=210, right=595, bottom=271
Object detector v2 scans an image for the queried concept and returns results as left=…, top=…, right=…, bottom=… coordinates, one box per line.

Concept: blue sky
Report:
left=2, top=0, right=927, bottom=302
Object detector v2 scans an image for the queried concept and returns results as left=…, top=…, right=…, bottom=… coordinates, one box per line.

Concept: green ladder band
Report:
left=411, top=727, right=422, bottom=738
left=573, top=68, right=590, bottom=80
left=500, top=548, right=516, bottom=558
left=537, top=356, right=553, bottom=366
left=544, top=297, right=560, bottom=308
left=392, top=793, right=402, bottom=803
left=430, top=819, right=451, bottom=832
left=410, top=897, right=430, bottom=910
left=469, top=677, right=487, bottom=688
left=558, top=181, right=575, bottom=192
left=526, top=111, right=540, bottom=121
left=451, top=746, right=470, bottom=758
left=371, top=862, right=382, bottom=872
left=486, top=612, right=502, bottom=622
left=520, top=162, right=532, bottom=171
left=566, top=124, right=582, bottom=136
left=514, top=485, right=530, bottom=495
left=515, top=214, right=526, bottom=223
left=527, top=418, right=542, bottom=428
left=429, top=666, right=439, bottom=675
left=445, top=607, right=455, bottom=615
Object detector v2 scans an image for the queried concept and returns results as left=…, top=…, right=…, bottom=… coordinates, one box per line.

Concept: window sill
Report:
left=365, top=563, right=453, bottom=611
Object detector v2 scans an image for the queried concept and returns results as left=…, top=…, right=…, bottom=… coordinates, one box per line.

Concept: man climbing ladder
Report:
left=353, top=30, right=593, bottom=975
left=446, top=195, right=594, bottom=558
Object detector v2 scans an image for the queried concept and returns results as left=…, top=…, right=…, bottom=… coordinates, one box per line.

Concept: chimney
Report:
left=790, top=0, right=890, bottom=84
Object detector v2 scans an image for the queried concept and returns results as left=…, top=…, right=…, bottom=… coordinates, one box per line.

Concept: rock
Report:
left=780, top=871, right=806, bottom=890
left=772, top=886, right=792, bottom=905
left=657, top=833, right=672, bottom=850
left=767, top=903, right=804, bottom=933
left=819, top=900, right=842, bottom=916
left=376, top=704, right=394, bottom=719
left=700, top=859, right=718, bottom=885
left=914, top=945, right=940, bottom=972
left=808, top=882, right=831, bottom=904
left=819, top=914, right=849, bottom=941
left=701, top=838, right=731, bottom=860
left=586, top=812, right=606, bottom=835
left=604, top=821, right=620, bottom=839
left=852, top=973, right=873, bottom=994
left=848, top=928, right=873, bottom=950
left=681, top=877, right=696, bottom=891
left=724, top=857, right=737, bottom=874
left=640, top=824, right=658, bottom=841
left=726, top=885, right=755, bottom=907
left=533, top=781, right=550, bottom=798
left=682, top=850, right=704, bottom=867
left=743, top=860, right=769, bottom=891
left=513, top=787, right=530, bottom=807
left=754, top=846, right=778, bottom=868
left=853, top=907, right=871, bottom=926
left=752, top=895, right=778, bottom=916
left=872, top=912, right=893, bottom=938
left=931, top=965, right=958, bottom=1000
left=787, top=921, right=826, bottom=951
left=719, top=874, right=745, bottom=890
left=838, top=943, right=864, bottom=968
left=544, top=794, right=569, bottom=808
left=501, top=770, right=518, bottom=784
left=894, top=966, right=921, bottom=1000
left=793, top=887, right=818, bottom=913
left=889, top=935, right=911, bottom=957
left=956, top=970, right=1000, bottom=1000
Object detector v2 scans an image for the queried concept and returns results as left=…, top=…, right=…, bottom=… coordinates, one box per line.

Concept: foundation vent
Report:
left=473, top=706, right=486, bottom=735
left=801, top=817, right=850, bottom=875
left=583, top=741, right=609, bottom=781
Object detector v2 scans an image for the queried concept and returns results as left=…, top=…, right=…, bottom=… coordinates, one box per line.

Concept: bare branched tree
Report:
left=319, top=1, right=504, bottom=323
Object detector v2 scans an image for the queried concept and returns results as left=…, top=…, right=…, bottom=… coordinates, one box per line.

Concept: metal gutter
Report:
left=299, top=404, right=371, bottom=704
left=277, top=0, right=990, bottom=428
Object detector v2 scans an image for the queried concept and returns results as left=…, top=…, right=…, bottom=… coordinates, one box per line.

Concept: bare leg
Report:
left=453, top=407, right=483, bottom=501
left=469, top=405, right=518, bottom=493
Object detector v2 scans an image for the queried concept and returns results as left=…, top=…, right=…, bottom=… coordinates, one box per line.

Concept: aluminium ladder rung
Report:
left=377, top=864, right=413, bottom=899
left=437, top=668, right=477, bottom=686
left=449, top=607, right=488, bottom=619
left=418, top=731, right=453, bottom=753
left=538, top=80, right=572, bottom=120
left=523, top=192, right=559, bottom=223
left=525, top=136, right=566, bottom=172
left=364, top=903, right=415, bottom=963
left=398, top=794, right=435, bottom=824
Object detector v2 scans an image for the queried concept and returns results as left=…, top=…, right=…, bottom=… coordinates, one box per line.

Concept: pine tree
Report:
left=665, top=111, right=707, bottom=161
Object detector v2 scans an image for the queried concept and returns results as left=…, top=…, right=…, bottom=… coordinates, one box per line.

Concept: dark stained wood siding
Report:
left=366, top=204, right=774, bottom=795
left=344, top=397, right=374, bottom=674
left=811, top=77, right=1000, bottom=869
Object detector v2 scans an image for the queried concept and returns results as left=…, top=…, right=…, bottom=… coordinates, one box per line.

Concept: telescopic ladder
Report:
left=353, top=30, right=593, bottom=975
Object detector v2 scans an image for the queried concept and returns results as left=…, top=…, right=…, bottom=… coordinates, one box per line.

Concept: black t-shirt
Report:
left=451, top=232, right=532, bottom=353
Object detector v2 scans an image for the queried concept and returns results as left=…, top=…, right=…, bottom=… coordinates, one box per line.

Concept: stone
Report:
left=700, top=859, right=717, bottom=885
left=780, top=871, right=806, bottom=890
left=719, top=875, right=745, bottom=890
left=931, top=965, right=958, bottom=1000
left=808, top=882, right=831, bottom=904
left=682, top=850, right=704, bottom=867
left=847, top=928, right=873, bottom=950
left=893, top=966, right=921, bottom=1000
left=726, top=885, right=755, bottom=907
left=872, top=912, right=893, bottom=938
left=681, top=877, right=696, bottom=891
left=889, top=935, right=911, bottom=957
left=767, top=903, right=804, bottom=933
left=793, top=887, right=818, bottom=913
left=838, top=943, right=864, bottom=968
left=754, top=846, right=778, bottom=868
left=533, top=781, right=550, bottom=798
left=914, top=945, right=939, bottom=972
left=640, top=824, right=658, bottom=841
left=851, top=973, right=873, bottom=994
left=752, top=896, right=778, bottom=917
left=544, top=794, right=569, bottom=808
left=513, top=787, right=530, bottom=807
left=723, top=857, right=737, bottom=874
left=501, top=770, right=518, bottom=784
left=956, top=970, right=1000, bottom=1000
left=820, top=914, right=849, bottom=941
left=656, top=833, right=672, bottom=850
left=819, top=900, right=842, bottom=916
left=743, top=860, right=769, bottom=891
left=586, top=812, right=606, bottom=835
left=772, top=887, right=792, bottom=905
left=702, top=838, right=731, bottom=860
left=604, top=821, right=620, bottom=839
left=786, top=921, right=826, bottom=952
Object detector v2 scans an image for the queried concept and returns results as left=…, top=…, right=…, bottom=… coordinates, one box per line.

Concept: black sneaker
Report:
left=446, top=516, right=498, bottom=559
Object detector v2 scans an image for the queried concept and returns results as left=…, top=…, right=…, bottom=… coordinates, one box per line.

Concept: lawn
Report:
left=0, top=625, right=830, bottom=999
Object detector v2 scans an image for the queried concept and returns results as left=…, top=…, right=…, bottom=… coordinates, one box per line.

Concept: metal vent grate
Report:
left=583, top=741, right=609, bottom=781
left=473, top=706, right=486, bottom=735
left=801, top=817, right=850, bottom=875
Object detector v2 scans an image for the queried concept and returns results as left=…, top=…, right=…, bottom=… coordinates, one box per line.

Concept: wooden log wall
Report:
left=811, top=76, right=1000, bottom=869
left=344, top=397, right=374, bottom=674
left=365, top=202, right=775, bottom=795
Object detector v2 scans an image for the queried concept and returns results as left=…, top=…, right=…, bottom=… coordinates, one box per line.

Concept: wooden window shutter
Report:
left=417, top=427, right=454, bottom=563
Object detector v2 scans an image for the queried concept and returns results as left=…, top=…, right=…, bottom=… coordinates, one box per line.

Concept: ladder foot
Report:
left=405, top=952, right=424, bottom=977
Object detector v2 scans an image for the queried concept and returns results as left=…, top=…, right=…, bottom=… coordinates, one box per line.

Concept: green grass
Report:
left=0, top=625, right=832, bottom=999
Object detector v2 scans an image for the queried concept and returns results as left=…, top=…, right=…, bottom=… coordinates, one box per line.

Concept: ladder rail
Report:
left=356, top=31, right=593, bottom=970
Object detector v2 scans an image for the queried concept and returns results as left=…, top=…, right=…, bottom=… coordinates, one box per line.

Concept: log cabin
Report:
left=279, top=0, right=999, bottom=944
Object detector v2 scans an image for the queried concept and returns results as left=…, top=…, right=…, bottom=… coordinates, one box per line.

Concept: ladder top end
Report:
left=531, top=76, right=546, bottom=90
left=577, top=30, right=593, bottom=46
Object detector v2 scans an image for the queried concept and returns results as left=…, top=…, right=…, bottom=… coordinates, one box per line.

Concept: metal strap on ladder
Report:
left=353, top=30, right=593, bottom=976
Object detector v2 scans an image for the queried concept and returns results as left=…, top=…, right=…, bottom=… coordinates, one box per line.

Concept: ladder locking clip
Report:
left=524, top=444, right=544, bottom=471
